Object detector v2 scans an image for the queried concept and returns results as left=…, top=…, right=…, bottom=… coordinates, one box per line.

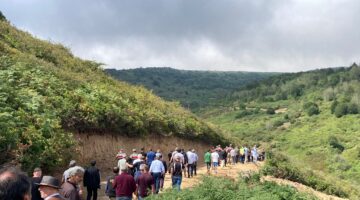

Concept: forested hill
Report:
left=106, top=67, right=277, bottom=111
left=203, top=63, right=360, bottom=199
left=0, top=15, right=226, bottom=172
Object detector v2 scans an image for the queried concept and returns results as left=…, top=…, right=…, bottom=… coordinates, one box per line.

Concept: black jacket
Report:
left=83, top=166, right=100, bottom=189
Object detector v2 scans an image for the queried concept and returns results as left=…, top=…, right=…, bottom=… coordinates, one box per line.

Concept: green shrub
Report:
left=328, top=136, right=345, bottom=153
left=303, top=102, right=320, bottom=116
left=267, top=107, right=275, bottom=115
left=334, top=103, right=348, bottom=117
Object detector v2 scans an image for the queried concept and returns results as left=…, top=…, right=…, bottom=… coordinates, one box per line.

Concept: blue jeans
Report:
left=152, top=172, right=162, bottom=194
left=172, top=175, right=182, bottom=191
left=116, top=197, right=132, bottom=200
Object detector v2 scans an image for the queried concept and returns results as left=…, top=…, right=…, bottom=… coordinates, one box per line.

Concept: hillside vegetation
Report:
left=106, top=67, right=276, bottom=111
left=0, top=16, right=226, bottom=172
left=203, top=64, right=360, bottom=199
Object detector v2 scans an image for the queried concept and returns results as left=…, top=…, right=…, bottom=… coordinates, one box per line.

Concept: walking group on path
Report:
left=0, top=144, right=263, bottom=200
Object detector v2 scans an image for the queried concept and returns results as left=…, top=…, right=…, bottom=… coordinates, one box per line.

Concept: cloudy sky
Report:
left=1, top=0, right=359, bottom=72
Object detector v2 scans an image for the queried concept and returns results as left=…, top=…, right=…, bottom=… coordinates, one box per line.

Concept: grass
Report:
left=148, top=174, right=316, bottom=200
left=203, top=100, right=360, bottom=199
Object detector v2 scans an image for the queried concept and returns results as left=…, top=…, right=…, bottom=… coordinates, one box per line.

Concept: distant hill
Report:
left=0, top=16, right=226, bottom=172
left=203, top=63, right=360, bottom=199
left=105, top=67, right=277, bottom=111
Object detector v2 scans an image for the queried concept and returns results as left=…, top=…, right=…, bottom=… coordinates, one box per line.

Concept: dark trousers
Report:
left=193, top=162, right=197, bottom=175
left=87, top=187, right=98, bottom=200
left=187, top=164, right=194, bottom=177
left=152, top=172, right=162, bottom=194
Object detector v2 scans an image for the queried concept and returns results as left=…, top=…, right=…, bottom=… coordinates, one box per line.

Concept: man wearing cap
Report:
left=31, top=167, right=43, bottom=200
left=83, top=160, right=100, bottom=200
left=37, top=176, right=65, bottom=200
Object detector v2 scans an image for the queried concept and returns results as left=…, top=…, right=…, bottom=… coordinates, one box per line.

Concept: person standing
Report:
left=159, top=155, right=167, bottom=190
left=31, top=167, right=43, bottom=200
left=149, top=155, right=165, bottom=194
left=113, top=168, right=137, bottom=200
left=146, top=149, right=156, bottom=167
left=62, top=160, right=77, bottom=184
left=0, top=167, right=32, bottom=200
left=211, top=150, right=219, bottom=174
left=136, top=164, right=154, bottom=200
left=37, top=176, right=65, bottom=200
left=186, top=149, right=195, bottom=178
left=60, top=166, right=85, bottom=200
left=117, top=155, right=127, bottom=174
left=192, top=149, right=198, bottom=176
left=204, top=150, right=212, bottom=174
left=230, top=148, right=236, bottom=165
left=169, top=157, right=184, bottom=191
left=105, top=167, right=119, bottom=200
left=251, top=145, right=258, bottom=163
left=83, top=160, right=100, bottom=200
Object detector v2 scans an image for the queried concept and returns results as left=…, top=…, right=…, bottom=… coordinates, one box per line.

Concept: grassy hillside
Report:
left=106, top=67, right=277, bottom=111
left=0, top=16, right=226, bottom=172
left=203, top=64, right=360, bottom=199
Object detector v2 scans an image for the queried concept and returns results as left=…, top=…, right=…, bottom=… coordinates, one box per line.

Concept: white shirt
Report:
left=186, top=151, right=196, bottom=164
left=149, top=160, right=165, bottom=173
left=211, top=152, right=219, bottom=163
left=230, top=149, right=236, bottom=157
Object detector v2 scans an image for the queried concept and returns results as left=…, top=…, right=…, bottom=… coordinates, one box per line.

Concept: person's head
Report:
left=175, top=147, right=179, bottom=152
left=37, top=176, right=61, bottom=198
left=69, top=160, right=76, bottom=168
left=157, top=149, right=161, bottom=153
left=132, top=148, right=137, bottom=153
left=140, top=164, right=148, bottom=173
left=192, top=149, right=195, bottom=153
left=0, top=167, right=31, bottom=200
left=112, top=167, right=119, bottom=174
left=141, top=147, right=145, bottom=152
left=67, top=166, right=84, bottom=184
left=149, top=148, right=152, bottom=152
left=33, top=167, right=42, bottom=178
left=176, top=148, right=181, bottom=153
left=138, top=154, right=143, bottom=160
left=90, top=160, right=96, bottom=166
left=155, top=155, right=160, bottom=160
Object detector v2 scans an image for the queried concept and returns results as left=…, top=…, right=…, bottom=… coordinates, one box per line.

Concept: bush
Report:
left=262, top=151, right=348, bottom=198
left=334, top=103, right=348, bottom=118
left=235, top=110, right=252, bottom=119
left=328, top=136, right=345, bottom=153
left=303, top=102, right=320, bottom=116
left=267, top=107, right=275, bottom=115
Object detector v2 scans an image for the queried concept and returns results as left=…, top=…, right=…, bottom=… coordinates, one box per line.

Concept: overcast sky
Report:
left=1, top=0, right=359, bottom=72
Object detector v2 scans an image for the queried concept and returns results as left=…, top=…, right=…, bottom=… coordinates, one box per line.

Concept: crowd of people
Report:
left=0, top=144, right=264, bottom=200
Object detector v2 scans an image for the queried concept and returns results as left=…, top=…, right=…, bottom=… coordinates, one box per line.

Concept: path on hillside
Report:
left=96, top=161, right=347, bottom=200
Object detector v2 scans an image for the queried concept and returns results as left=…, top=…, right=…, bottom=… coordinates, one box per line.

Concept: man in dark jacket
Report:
left=83, top=160, right=100, bottom=200
left=31, top=167, right=43, bottom=200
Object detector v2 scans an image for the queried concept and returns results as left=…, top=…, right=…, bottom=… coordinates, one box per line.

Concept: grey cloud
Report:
left=0, top=0, right=359, bottom=72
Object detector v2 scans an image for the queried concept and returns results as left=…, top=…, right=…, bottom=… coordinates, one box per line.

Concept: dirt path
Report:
left=262, top=176, right=348, bottom=200
left=95, top=161, right=347, bottom=200
left=162, top=162, right=261, bottom=190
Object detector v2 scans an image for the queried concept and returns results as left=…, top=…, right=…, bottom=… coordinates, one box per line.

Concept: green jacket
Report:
left=204, top=152, right=211, bottom=163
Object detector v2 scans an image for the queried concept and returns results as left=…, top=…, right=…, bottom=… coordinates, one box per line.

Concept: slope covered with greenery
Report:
left=203, top=64, right=360, bottom=199
left=106, top=68, right=277, bottom=111
left=0, top=15, right=226, bottom=172
left=149, top=174, right=316, bottom=200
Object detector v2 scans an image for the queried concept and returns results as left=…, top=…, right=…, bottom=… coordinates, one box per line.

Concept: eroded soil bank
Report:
left=74, top=133, right=212, bottom=176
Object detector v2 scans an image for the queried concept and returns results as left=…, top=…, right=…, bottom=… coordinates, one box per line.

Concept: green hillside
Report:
left=105, top=68, right=277, bottom=111
left=0, top=16, right=226, bottom=172
left=203, top=64, right=360, bottom=199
